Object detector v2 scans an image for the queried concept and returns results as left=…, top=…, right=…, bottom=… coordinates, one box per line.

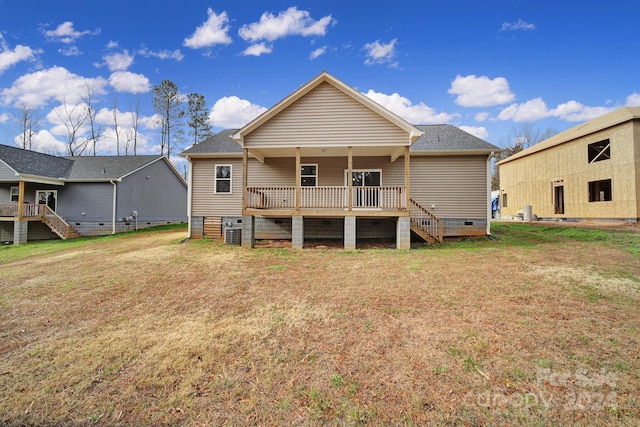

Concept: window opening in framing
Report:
left=588, top=139, right=610, bottom=163
left=588, top=179, right=612, bottom=202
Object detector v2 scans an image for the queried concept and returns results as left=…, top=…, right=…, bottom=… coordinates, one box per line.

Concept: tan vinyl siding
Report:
left=245, top=156, right=405, bottom=187
left=191, top=158, right=244, bottom=216
left=410, top=156, right=487, bottom=218
left=244, top=82, right=408, bottom=148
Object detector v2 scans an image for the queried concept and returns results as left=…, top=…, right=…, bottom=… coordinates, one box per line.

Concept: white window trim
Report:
left=10, top=186, right=19, bottom=202
left=300, top=163, right=318, bottom=187
left=214, top=164, right=233, bottom=194
left=35, top=189, right=58, bottom=211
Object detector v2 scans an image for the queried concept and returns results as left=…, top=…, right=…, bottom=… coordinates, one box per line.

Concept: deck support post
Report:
left=404, top=146, right=411, bottom=209
left=344, top=216, right=356, bottom=250
left=241, top=215, right=255, bottom=248
left=17, top=180, right=25, bottom=220
left=396, top=216, right=410, bottom=250
left=292, top=215, right=304, bottom=249
left=295, top=147, right=301, bottom=211
left=13, top=220, right=28, bottom=245
left=347, top=147, right=353, bottom=211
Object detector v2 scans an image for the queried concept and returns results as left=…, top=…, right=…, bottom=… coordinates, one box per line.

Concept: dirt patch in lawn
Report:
left=0, top=225, right=638, bottom=426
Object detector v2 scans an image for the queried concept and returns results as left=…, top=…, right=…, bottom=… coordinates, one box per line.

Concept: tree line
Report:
left=9, top=79, right=213, bottom=157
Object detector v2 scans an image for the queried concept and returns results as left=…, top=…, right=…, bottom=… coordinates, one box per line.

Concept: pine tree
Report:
left=187, top=93, right=213, bottom=145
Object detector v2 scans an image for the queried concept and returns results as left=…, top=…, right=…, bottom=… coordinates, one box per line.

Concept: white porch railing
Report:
left=245, top=186, right=406, bottom=210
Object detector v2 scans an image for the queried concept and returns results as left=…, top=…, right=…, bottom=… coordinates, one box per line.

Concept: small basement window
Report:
left=588, top=179, right=612, bottom=202
left=588, top=139, right=610, bottom=163
left=215, top=165, right=232, bottom=193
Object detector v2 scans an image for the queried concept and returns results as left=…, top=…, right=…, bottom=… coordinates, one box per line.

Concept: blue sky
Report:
left=1, top=0, right=639, bottom=166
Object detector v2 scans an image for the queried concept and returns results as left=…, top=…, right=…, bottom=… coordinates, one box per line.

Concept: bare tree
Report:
left=112, top=97, right=121, bottom=156
left=84, top=86, right=104, bottom=156
left=11, top=104, right=41, bottom=150
left=130, top=96, right=140, bottom=155
left=56, top=99, right=89, bottom=156
left=492, top=123, right=556, bottom=190
left=153, top=79, right=184, bottom=157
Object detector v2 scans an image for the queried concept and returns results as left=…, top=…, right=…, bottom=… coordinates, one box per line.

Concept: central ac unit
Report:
left=224, top=227, right=242, bottom=244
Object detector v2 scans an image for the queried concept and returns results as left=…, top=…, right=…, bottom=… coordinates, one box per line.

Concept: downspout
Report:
left=110, top=180, right=117, bottom=234
left=486, top=152, right=494, bottom=235
left=186, top=157, right=193, bottom=238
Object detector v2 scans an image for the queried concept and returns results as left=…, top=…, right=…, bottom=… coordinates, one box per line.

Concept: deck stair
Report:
left=409, top=198, right=443, bottom=243
left=41, top=206, right=82, bottom=240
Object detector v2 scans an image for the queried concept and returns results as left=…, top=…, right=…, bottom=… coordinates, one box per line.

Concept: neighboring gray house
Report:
left=0, top=144, right=188, bottom=244
left=181, top=72, right=499, bottom=249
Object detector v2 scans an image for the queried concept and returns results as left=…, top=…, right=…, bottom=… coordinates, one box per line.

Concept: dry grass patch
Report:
left=0, top=223, right=639, bottom=426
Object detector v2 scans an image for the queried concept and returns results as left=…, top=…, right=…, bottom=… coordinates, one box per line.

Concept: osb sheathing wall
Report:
left=499, top=120, right=638, bottom=221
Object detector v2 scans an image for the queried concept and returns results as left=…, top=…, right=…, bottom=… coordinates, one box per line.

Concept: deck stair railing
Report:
left=409, top=198, right=443, bottom=243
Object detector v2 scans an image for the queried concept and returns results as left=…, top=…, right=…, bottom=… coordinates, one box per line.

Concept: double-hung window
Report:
left=10, top=186, right=19, bottom=202
left=215, top=165, right=232, bottom=193
left=300, top=164, right=317, bottom=187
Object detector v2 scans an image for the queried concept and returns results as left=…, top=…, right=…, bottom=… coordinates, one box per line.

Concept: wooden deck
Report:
left=0, top=203, right=81, bottom=240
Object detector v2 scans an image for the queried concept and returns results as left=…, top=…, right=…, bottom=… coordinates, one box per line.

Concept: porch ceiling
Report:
left=249, top=145, right=404, bottom=160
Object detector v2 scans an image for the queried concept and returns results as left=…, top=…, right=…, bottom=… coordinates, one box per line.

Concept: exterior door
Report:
left=36, top=190, right=57, bottom=211
left=348, top=170, right=381, bottom=208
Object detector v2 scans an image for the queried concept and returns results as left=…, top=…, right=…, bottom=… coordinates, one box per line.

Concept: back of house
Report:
left=182, top=72, right=499, bottom=249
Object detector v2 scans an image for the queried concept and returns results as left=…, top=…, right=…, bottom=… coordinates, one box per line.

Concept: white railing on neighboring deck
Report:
left=245, top=186, right=406, bottom=210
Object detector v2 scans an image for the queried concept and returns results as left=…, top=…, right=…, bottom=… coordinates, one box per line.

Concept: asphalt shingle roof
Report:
left=180, top=125, right=499, bottom=155
left=63, top=155, right=163, bottom=180
left=0, top=144, right=166, bottom=181
left=181, top=129, right=241, bottom=155
left=411, top=125, right=499, bottom=152
left=0, top=144, right=73, bottom=178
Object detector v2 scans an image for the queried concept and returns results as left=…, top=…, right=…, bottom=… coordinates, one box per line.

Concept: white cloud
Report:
left=497, top=98, right=549, bottom=122
left=501, top=19, right=536, bottom=32
left=550, top=101, right=612, bottom=122
left=449, top=74, right=515, bottom=107
left=183, top=8, right=232, bottom=49
left=241, top=43, right=273, bottom=57
left=43, top=21, right=99, bottom=43
left=28, top=129, right=67, bottom=155
left=460, top=125, right=489, bottom=139
left=103, top=50, right=134, bottom=71
left=239, top=7, right=334, bottom=42
left=626, top=93, right=640, bottom=106
left=138, top=46, right=184, bottom=61
left=498, top=98, right=613, bottom=122
left=59, top=46, right=81, bottom=56
left=106, top=40, right=118, bottom=49
left=209, top=96, right=267, bottom=128
left=0, top=112, right=8, bottom=123
left=1, top=66, right=108, bottom=108
left=363, top=90, right=455, bottom=124
left=309, top=46, right=327, bottom=60
left=108, top=71, right=150, bottom=94
left=363, top=39, right=397, bottom=67
left=474, top=112, right=491, bottom=122
left=0, top=33, right=40, bottom=75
